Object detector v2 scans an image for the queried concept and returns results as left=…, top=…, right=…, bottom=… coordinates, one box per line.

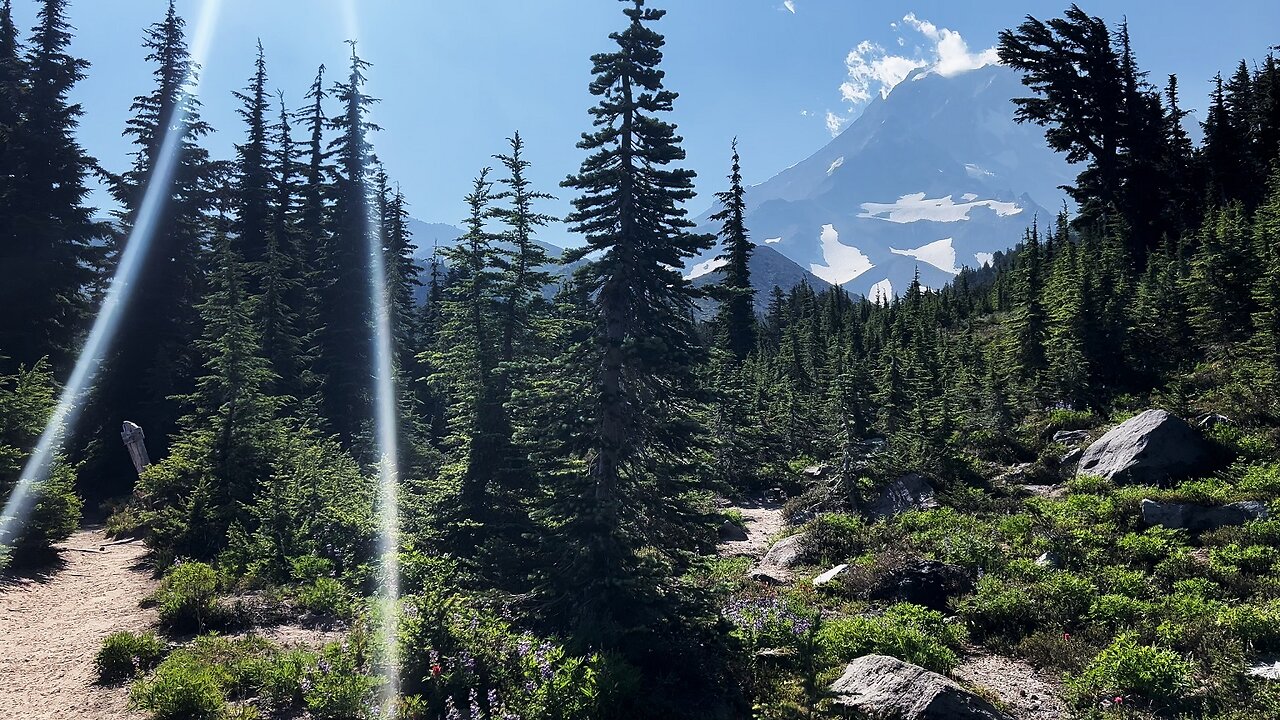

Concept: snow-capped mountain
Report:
left=687, top=63, right=1072, bottom=300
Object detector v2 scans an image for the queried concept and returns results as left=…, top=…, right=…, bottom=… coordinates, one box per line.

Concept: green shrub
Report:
left=303, top=642, right=381, bottom=720
left=1066, top=634, right=1193, bottom=707
left=95, top=630, right=165, bottom=683
left=297, top=577, right=352, bottom=619
left=130, top=653, right=227, bottom=720
left=1236, top=462, right=1280, bottom=497
left=0, top=362, right=83, bottom=566
left=1087, top=594, right=1152, bottom=630
left=959, top=571, right=1096, bottom=642
left=1043, top=409, right=1097, bottom=432
left=1118, top=527, right=1187, bottom=564
left=802, top=513, right=867, bottom=564
left=1209, top=543, right=1278, bottom=573
left=816, top=604, right=964, bottom=673
left=151, top=561, right=221, bottom=631
left=1066, top=474, right=1114, bottom=495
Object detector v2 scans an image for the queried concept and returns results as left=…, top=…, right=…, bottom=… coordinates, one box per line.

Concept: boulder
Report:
left=1035, top=551, right=1063, bottom=569
left=866, top=474, right=938, bottom=519
left=868, top=560, right=973, bottom=611
left=749, top=533, right=806, bottom=584
left=830, top=655, right=1011, bottom=720
left=1077, top=410, right=1210, bottom=485
left=813, top=563, right=849, bottom=587
left=1060, top=447, right=1083, bottom=466
left=1140, top=499, right=1268, bottom=532
left=1053, top=429, right=1090, bottom=445
left=801, top=464, right=828, bottom=479
left=718, top=519, right=748, bottom=542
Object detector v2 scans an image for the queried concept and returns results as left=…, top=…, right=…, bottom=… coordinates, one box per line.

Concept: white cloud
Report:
left=837, top=14, right=999, bottom=112
left=800, top=109, right=811, bottom=117
left=902, top=13, right=1000, bottom=77
left=826, top=110, right=849, bottom=137
left=840, top=40, right=927, bottom=105
left=783, top=0, right=796, bottom=14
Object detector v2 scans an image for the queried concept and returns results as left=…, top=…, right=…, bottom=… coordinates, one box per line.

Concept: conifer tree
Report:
left=316, top=44, right=378, bottom=446
left=1188, top=205, right=1257, bottom=355
left=90, top=0, right=216, bottom=493
left=138, top=232, right=281, bottom=559
left=232, top=40, right=272, bottom=276
left=431, top=170, right=506, bottom=562
left=711, top=139, right=755, bottom=361
left=543, top=0, right=715, bottom=656
left=0, top=2, right=22, bottom=240
left=1, top=0, right=101, bottom=376
left=492, top=132, right=556, bottom=365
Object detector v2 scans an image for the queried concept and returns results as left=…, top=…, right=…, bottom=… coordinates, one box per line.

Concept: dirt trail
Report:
left=0, top=527, right=156, bottom=720
left=718, top=499, right=787, bottom=558
left=952, top=651, right=1069, bottom=720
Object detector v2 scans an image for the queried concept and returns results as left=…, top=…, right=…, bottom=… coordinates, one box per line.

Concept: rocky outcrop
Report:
left=718, top=520, right=748, bottom=542
left=1140, top=499, right=1268, bottom=532
left=866, top=474, right=938, bottom=519
left=1077, top=410, right=1210, bottom=484
left=749, top=533, right=806, bottom=584
left=1052, top=429, right=1089, bottom=445
left=830, top=655, right=1011, bottom=720
left=868, top=560, right=973, bottom=611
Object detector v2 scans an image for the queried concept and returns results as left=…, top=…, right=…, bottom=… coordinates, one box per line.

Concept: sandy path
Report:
left=0, top=527, right=156, bottom=720
left=952, top=651, right=1069, bottom=720
left=718, top=499, right=787, bottom=558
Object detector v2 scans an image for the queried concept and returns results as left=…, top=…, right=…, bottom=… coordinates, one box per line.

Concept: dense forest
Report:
left=2, top=0, right=1280, bottom=718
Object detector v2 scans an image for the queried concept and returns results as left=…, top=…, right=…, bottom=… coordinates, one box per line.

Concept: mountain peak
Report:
left=690, top=63, right=1070, bottom=298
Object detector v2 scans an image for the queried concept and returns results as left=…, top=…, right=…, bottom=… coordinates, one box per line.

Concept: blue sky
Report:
left=10, top=0, right=1280, bottom=244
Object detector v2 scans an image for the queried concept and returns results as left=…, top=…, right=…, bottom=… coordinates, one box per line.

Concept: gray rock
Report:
left=1140, top=499, right=1268, bottom=532
left=718, top=519, right=748, bottom=542
left=1060, top=447, right=1083, bottom=466
left=813, top=563, right=849, bottom=587
left=866, top=474, right=938, bottom=519
left=801, top=464, right=828, bottom=479
left=1077, top=409, right=1210, bottom=485
left=1052, top=429, right=1090, bottom=445
left=1035, top=551, right=1063, bottom=569
left=868, top=560, right=973, bottom=611
left=749, top=533, right=806, bottom=584
left=830, top=655, right=1011, bottom=720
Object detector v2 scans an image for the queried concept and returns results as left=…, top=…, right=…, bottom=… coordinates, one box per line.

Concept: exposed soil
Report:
left=718, top=499, right=787, bottom=558
left=952, top=651, right=1070, bottom=720
left=0, top=527, right=156, bottom=720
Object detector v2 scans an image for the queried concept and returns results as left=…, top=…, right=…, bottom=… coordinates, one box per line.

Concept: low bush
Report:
left=1066, top=634, right=1193, bottom=709
left=815, top=604, right=965, bottom=673
left=130, top=653, right=227, bottom=720
left=151, top=561, right=221, bottom=631
left=802, top=513, right=867, bottom=564
left=95, top=630, right=165, bottom=683
left=296, top=577, right=352, bottom=619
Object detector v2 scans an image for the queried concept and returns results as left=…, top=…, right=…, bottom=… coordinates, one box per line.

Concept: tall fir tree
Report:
left=543, top=0, right=717, bottom=667
left=711, top=139, right=755, bottom=361
left=491, top=131, right=556, bottom=365
left=316, top=44, right=378, bottom=447
left=0, top=0, right=101, bottom=375
left=89, top=0, right=216, bottom=495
